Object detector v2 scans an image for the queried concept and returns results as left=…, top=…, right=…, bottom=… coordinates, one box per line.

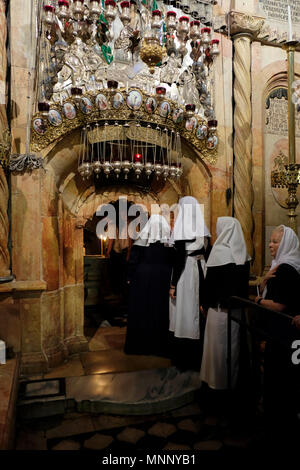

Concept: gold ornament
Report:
left=140, top=37, right=162, bottom=74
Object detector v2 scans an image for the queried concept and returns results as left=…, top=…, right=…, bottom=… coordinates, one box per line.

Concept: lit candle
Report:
left=126, top=81, right=129, bottom=93
left=288, top=5, right=293, bottom=42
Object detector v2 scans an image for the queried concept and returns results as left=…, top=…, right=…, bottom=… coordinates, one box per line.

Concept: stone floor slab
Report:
left=148, top=422, right=177, bottom=439
left=170, top=403, right=204, bottom=418
left=66, top=367, right=201, bottom=417
left=80, top=350, right=171, bottom=375
left=52, top=439, right=81, bottom=450
left=92, top=414, right=155, bottom=432
left=84, top=433, right=114, bottom=450
left=163, top=442, right=192, bottom=451
left=223, top=435, right=254, bottom=448
left=194, top=440, right=223, bottom=451
left=15, top=430, right=47, bottom=451
left=43, top=356, right=84, bottom=379
left=116, top=427, right=145, bottom=444
left=46, top=415, right=95, bottom=439
left=88, top=335, right=110, bottom=352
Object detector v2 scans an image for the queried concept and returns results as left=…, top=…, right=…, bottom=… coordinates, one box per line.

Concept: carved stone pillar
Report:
left=0, top=168, right=10, bottom=280
left=0, top=0, right=12, bottom=282
left=229, top=12, right=264, bottom=257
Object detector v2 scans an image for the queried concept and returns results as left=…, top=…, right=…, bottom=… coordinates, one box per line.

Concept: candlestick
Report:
left=271, top=39, right=300, bottom=233
left=288, top=5, right=293, bottom=42
left=283, top=41, right=297, bottom=164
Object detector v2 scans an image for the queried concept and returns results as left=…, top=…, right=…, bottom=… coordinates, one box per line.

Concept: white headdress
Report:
left=206, top=216, right=251, bottom=267
left=134, top=214, right=171, bottom=247
left=171, top=196, right=210, bottom=242
left=271, top=225, right=300, bottom=274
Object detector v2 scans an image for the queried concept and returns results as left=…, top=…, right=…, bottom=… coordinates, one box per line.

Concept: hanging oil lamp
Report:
left=57, top=1, right=70, bottom=22
left=72, top=0, right=85, bottom=21
left=120, top=1, right=131, bottom=25
left=38, top=101, right=50, bottom=117
left=201, top=27, right=211, bottom=46
left=133, top=152, right=143, bottom=178
left=177, top=16, right=189, bottom=40
left=211, top=39, right=220, bottom=57
left=169, top=164, right=177, bottom=178
left=151, top=10, right=162, bottom=30
left=140, top=30, right=162, bottom=74
left=104, top=0, right=117, bottom=25
left=190, top=20, right=201, bottom=41
left=71, top=87, right=83, bottom=105
left=185, top=104, right=196, bottom=117
left=166, top=11, right=177, bottom=33
left=89, top=0, right=101, bottom=20
left=43, top=5, right=56, bottom=27
left=208, top=119, right=218, bottom=133
left=176, top=165, right=183, bottom=178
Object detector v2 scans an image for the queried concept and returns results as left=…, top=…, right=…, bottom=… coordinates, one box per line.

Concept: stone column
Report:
left=63, top=213, right=88, bottom=354
left=229, top=11, right=264, bottom=257
left=0, top=0, right=12, bottom=282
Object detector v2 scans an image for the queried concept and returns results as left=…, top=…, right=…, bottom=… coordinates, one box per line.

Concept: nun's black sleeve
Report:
left=201, top=261, right=250, bottom=310
left=265, top=263, right=300, bottom=315
left=127, top=245, right=143, bottom=283
left=171, top=241, right=187, bottom=287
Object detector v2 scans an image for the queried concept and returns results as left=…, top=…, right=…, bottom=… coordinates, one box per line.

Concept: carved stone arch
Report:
left=34, top=123, right=213, bottom=368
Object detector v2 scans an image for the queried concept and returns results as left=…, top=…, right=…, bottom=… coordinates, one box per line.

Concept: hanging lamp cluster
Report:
left=78, top=120, right=183, bottom=180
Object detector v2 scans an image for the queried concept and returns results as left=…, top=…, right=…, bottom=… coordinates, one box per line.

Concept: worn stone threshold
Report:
left=17, top=367, right=201, bottom=419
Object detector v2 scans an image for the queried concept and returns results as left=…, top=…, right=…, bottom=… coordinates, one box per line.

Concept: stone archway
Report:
left=13, top=127, right=212, bottom=373
left=47, top=128, right=210, bottom=358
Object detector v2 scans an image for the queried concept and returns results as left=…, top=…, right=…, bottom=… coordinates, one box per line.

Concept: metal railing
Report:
left=227, top=296, right=297, bottom=392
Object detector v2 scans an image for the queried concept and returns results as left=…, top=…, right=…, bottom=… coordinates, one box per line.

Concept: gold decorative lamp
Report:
left=140, top=34, right=162, bottom=75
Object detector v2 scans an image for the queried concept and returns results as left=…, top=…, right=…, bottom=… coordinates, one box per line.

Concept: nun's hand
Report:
left=265, top=266, right=278, bottom=279
left=169, top=287, right=176, bottom=299
left=200, top=306, right=207, bottom=318
left=260, top=266, right=278, bottom=292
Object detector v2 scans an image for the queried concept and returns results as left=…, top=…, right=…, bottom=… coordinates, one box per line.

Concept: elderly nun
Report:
left=256, top=225, right=300, bottom=431
left=124, top=214, right=174, bottom=357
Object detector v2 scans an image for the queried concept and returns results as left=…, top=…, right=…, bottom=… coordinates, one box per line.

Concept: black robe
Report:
left=168, top=239, right=211, bottom=371
left=202, top=262, right=250, bottom=310
left=263, top=263, right=300, bottom=427
left=124, top=242, right=174, bottom=357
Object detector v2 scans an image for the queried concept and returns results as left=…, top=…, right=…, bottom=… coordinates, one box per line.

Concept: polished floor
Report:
left=22, top=326, right=171, bottom=381
left=15, top=324, right=298, bottom=453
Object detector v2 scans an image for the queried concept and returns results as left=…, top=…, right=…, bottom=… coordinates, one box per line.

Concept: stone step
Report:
left=17, top=367, right=201, bottom=420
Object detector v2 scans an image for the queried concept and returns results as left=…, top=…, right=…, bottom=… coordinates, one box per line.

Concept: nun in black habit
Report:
left=200, top=217, right=250, bottom=390
left=168, top=196, right=211, bottom=370
left=124, top=214, right=174, bottom=357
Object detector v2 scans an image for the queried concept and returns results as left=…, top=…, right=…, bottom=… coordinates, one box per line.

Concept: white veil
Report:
left=271, top=225, right=300, bottom=274
left=171, top=196, right=211, bottom=243
left=206, top=217, right=251, bottom=267
left=134, top=214, right=171, bottom=247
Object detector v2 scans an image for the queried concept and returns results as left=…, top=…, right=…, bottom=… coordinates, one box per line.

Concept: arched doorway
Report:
left=36, top=127, right=212, bottom=368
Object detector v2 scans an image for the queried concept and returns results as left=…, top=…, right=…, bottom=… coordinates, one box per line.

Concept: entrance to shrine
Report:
left=38, top=128, right=212, bottom=367
left=81, top=183, right=179, bottom=348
